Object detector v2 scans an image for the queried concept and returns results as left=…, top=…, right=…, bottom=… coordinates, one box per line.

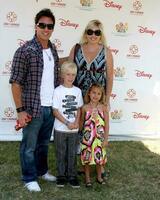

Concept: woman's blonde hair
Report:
left=61, top=60, right=77, bottom=75
left=84, top=83, right=106, bottom=104
left=80, top=19, right=107, bottom=46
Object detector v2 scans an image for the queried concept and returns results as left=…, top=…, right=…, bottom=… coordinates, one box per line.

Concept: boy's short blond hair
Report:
left=61, top=61, right=77, bottom=75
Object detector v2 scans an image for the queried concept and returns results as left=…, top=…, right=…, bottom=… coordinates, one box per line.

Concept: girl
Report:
left=80, top=83, right=109, bottom=186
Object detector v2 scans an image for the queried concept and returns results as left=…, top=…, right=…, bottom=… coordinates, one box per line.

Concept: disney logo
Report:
left=135, top=70, right=152, bottom=79
left=132, top=112, right=149, bottom=120
left=59, top=18, right=79, bottom=29
left=104, top=0, right=122, bottom=10
left=138, top=26, right=155, bottom=36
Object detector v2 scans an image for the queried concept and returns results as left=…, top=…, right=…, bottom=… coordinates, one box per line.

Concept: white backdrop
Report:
left=1, top=0, right=160, bottom=141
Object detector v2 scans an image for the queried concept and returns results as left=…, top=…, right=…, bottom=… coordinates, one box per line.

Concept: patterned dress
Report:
left=81, top=107, right=107, bottom=165
left=74, top=45, right=107, bottom=97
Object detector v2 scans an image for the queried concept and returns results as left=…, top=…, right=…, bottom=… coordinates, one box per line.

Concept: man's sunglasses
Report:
left=37, top=23, right=54, bottom=30
left=86, top=29, right=101, bottom=36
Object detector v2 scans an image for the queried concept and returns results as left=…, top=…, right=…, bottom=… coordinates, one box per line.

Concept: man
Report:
left=9, top=8, right=59, bottom=192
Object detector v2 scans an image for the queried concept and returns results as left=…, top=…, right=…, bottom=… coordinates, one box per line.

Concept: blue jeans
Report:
left=20, top=106, right=54, bottom=183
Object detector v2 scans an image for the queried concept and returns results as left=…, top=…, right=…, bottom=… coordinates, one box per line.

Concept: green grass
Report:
left=0, top=141, right=160, bottom=200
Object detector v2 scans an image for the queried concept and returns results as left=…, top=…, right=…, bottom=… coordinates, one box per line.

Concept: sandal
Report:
left=86, top=182, right=92, bottom=187
left=96, top=179, right=106, bottom=185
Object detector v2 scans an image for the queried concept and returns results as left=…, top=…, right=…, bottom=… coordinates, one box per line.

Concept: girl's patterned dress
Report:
left=81, top=107, right=107, bottom=165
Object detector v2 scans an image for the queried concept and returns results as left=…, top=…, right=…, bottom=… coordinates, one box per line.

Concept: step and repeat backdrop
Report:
left=1, top=0, right=160, bottom=140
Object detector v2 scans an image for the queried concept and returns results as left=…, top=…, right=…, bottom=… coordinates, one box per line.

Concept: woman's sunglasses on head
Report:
left=86, top=29, right=101, bottom=36
left=37, top=23, right=54, bottom=30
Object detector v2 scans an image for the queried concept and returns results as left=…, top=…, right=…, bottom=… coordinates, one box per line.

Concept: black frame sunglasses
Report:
left=86, top=29, right=101, bottom=36
left=37, top=23, right=54, bottom=30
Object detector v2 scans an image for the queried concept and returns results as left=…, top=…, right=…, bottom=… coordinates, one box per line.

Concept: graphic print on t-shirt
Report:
left=62, top=95, right=78, bottom=119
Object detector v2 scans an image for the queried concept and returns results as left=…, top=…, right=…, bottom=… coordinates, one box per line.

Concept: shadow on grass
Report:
left=0, top=141, right=160, bottom=200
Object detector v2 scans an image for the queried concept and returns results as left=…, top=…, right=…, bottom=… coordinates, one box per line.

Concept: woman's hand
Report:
left=104, top=101, right=110, bottom=112
left=102, top=139, right=108, bottom=148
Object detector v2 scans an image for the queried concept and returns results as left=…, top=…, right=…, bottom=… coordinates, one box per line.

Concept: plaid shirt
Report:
left=9, top=36, right=60, bottom=117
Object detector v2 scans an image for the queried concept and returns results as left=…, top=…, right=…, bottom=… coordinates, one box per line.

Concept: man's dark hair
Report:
left=35, top=8, right=55, bottom=26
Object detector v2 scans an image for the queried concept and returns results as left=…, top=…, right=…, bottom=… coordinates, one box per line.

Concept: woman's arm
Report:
left=69, top=43, right=81, bottom=61
left=59, top=56, right=69, bottom=66
left=68, top=45, right=75, bottom=61
left=106, top=48, right=114, bottom=105
left=79, top=106, right=86, bottom=131
left=102, top=105, right=109, bottom=147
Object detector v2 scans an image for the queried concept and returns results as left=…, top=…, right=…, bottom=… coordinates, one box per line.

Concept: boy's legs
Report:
left=67, top=132, right=78, bottom=180
left=54, top=130, right=67, bottom=179
left=67, top=132, right=80, bottom=188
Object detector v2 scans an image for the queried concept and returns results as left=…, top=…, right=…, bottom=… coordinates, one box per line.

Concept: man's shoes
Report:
left=56, top=177, right=66, bottom=188
left=69, top=178, right=80, bottom=188
left=24, top=181, right=41, bottom=192
left=42, top=172, right=56, bottom=182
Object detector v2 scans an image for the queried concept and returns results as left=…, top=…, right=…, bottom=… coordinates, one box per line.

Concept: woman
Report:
left=69, top=19, right=114, bottom=180
left=69, top=19, right=113, bottom=107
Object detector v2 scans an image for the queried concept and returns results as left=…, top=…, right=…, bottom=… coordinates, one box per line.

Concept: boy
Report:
left=52, top=61, right=83, bottom=188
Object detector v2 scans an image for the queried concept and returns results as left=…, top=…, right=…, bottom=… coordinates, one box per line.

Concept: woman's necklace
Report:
left=44, top=49, right=52, bottom=61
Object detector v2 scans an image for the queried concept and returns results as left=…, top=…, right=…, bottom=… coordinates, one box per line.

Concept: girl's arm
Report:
left=73, top=107, right=81, bottom=129
left=106, top=48, right=114, bottom=106
left=102, top=105, right=109, bottom=148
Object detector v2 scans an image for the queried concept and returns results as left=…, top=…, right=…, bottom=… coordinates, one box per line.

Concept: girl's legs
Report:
left=84, top=164, right=91, bottom=184
left=96, top=164, right=104, bottom=182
